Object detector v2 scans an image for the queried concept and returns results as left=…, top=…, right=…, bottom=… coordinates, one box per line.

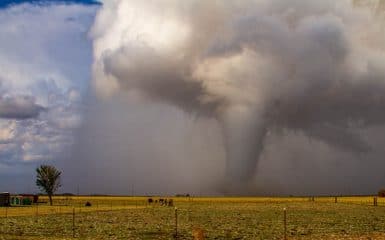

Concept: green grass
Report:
left=1, top=197, right=385, bottom=239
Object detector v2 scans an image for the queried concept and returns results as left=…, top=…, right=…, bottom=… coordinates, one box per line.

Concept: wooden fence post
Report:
left=335, top=197, right=337, bottom=203
left=72, top=208, right=76, bottom=238
left=174, top=207, right=178, bottom=239
left=35, top=204, right=38, bottom=222
left=283, top=208, right=287, bottom=240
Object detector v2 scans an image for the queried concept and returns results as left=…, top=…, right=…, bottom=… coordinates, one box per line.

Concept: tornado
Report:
left=219, top=105, right=267, bottom=183
left=89, top=0, right=385, bottom=193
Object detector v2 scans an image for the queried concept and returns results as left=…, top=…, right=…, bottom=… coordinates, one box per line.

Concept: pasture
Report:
left=1, top=196, right=385, bottom=239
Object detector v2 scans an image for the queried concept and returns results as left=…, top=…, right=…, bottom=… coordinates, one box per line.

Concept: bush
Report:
left=23, top=198, right=32, bottom=205
left=85, top=201, right=92, bottom=207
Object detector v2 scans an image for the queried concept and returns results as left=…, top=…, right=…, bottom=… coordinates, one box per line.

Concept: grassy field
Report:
left=1, top=196, right=385, bottom=239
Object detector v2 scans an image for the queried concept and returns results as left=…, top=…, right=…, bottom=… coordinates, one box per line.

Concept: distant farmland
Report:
left=1, top=196, right=385, bottom=239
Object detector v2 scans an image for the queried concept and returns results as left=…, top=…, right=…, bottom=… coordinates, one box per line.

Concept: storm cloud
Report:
left=4, top=0, right=384, bottom=195
left=84, top=0, right=385, bottom=194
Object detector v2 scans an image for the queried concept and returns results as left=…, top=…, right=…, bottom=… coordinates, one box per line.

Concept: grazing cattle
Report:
left=148, top=198, right=153, bottom=204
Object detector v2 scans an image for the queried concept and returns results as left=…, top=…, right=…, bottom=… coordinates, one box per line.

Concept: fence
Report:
left=0, top=196, right=385, bottom=239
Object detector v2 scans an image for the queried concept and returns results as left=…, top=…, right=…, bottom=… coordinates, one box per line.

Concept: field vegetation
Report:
left=1, top=196, right=385, bottom=239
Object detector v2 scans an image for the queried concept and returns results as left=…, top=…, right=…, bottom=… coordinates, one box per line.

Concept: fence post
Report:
left=35, top=204, right=38, bottom=222
left=72, top=208, right=76, bottom=238
left=174, top=207, right=178, bottom=239
left=335, top=197, right=337, bottom=203
left=374, top=197, right=378, bottom=206
left=5, top=205, right=8, bottom=218
left=283, top=208, right=287, bottom=240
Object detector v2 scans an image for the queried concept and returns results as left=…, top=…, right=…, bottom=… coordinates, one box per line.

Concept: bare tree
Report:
left=36, top=165, right=61, bottom=206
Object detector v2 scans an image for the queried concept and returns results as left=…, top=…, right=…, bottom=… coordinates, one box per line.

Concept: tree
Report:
left=36, top=165, right=62, bottom=206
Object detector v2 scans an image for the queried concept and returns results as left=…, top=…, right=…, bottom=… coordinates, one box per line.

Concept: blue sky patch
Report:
left=0, top=0, right=101, bottom=8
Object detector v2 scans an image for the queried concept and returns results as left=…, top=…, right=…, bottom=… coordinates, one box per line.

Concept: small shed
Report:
left=0, top=192, right=10, bottom=207
left=10, top=195, right=38, bottom=206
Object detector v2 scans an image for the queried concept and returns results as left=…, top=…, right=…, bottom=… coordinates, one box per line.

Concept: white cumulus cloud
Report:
left=0, top=2, right=98, bottom=186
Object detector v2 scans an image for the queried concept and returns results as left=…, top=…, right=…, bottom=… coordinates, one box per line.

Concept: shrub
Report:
left=22, top=198, right=32, bottom=205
